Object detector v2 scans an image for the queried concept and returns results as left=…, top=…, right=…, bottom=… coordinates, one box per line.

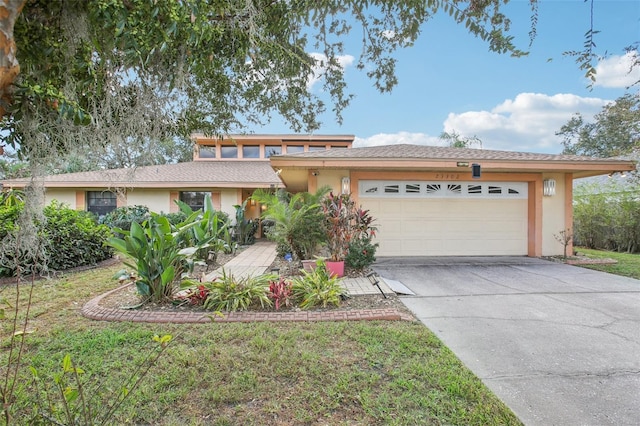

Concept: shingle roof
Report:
left=274, top=144, right=630, bottom=163
left=2, top=161, right=283, bottom=188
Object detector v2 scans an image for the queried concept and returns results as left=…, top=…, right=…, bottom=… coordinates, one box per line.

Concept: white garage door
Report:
left=359, top=180, right=528, bottom=256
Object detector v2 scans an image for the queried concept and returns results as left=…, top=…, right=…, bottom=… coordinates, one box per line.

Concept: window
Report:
left=220, top=146, right=238, bottom=158
left=198, top=146, right=216, bottom=159
left=265, top=145, right=282, bottom=158
left=308, top=146, right=326, bottom=152
left=87, top=191, right=117, bottom=217
left=180, top=192, right=207, bottom=211
left=359, top=181, right=527, bottom=199
left=405, top=183, right=421, bottom=193
left=286, top=145, right=304, bottom=154
left=242, top=145, right=260, bottom=158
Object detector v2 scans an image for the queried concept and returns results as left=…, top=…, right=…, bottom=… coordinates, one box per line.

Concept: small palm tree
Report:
left=252, top=187, right=329, bottom=260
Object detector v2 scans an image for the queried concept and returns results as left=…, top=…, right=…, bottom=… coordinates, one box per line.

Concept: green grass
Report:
left=0, top=263, right=522, bottom=425
left=575, top=247, right=640, bottom=279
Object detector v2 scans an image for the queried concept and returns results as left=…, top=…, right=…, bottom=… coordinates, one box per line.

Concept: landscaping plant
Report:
left=292, top=259, right=344, bottom=309
left=322, top=192, right=378, bottom=262
left=175, top=194, right=232, bottom=263
left=267, top=277, right=293, bottom=311
left=203, top=269, right=275, bottom=312
left=345, top=237, right=379, bottom=270
left=107, top=214, right=203, bottom=303
left=252, top=188, right=328, bottom=261
left=0, top=198, right=113, bottom=277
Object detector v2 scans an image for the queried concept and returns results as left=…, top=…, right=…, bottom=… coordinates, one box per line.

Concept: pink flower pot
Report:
left=325, top=260, right=345, bottom=278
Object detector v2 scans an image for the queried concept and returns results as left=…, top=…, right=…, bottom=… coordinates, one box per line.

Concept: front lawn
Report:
left=0, top=263, right=521, bottom=425
left=575, top=247, right=640, bottom=280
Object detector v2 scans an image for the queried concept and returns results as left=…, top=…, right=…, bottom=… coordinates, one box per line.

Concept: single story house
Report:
left=2, top=134, right=635, bottom=257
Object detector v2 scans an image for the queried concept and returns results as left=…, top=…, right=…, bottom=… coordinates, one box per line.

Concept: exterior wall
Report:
left=541, top=173, right=569, bottom=256
left=44, top=189, right=77, bottom=209
left=315, top=169, right=349, bottom=194
left=126, top=189, right=171, bottom=214
left=220, top=189, right=239, bottom=220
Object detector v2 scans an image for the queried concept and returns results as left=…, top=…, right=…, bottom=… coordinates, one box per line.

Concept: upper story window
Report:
left=265, top=145, right=282, bottom=157
left=286, top=145, right=304, bottom=154
left=220, top=146, right=238, bottom=158
left=199, top=146, right=216, bottom=158
left=308, top=146, right=326, bottom=152
left=87, top=191, right=117, bottom=217
left=242, top=145, right=260, bottom=158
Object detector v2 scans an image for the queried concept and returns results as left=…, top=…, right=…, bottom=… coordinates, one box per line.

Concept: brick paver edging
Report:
left=81, top=284, right=415, bottom=324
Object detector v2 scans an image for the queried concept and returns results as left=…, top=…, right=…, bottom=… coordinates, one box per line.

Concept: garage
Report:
left=359, top=180, right=528, bottom=256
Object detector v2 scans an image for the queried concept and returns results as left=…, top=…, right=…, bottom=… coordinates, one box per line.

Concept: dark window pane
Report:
left=286, top=145, right=304, bottom=154
left=180, top=192, right=206, bottom=211
left=242, top=145, right=260, bottom=158
left=87, top=191, right=117, bottom=217
left=198, top=146, right=216, bottom=158
left=308, top=146, right=326, bottom=152
left=265, top=146, right=282, bottom=157
left=220, top=146, right=238, bottom=158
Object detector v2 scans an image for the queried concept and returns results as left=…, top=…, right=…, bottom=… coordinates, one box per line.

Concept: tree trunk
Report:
left=0, top=0, right=26, bottom=120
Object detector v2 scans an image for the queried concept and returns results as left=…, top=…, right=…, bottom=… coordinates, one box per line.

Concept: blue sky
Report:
left=260, top=0, right=640, bottom=154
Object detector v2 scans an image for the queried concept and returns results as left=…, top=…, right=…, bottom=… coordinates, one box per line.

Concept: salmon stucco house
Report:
left=1, top=134, right=635, bottom=258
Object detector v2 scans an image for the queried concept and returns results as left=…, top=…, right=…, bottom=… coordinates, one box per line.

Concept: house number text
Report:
left=434, top=173, right=460, bottom=180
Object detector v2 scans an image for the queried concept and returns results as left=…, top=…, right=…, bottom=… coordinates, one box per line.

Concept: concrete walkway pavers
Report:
left=81, top=241, right=407, bottom=323
left=373, top=256, right=640, bottom=426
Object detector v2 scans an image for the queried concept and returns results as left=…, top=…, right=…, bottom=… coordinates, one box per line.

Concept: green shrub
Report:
left=100, top=205, right=150, bottom=236
left=345, top=237, right=378, bottom=270
left=203, top=269, right=274, bottom=311
left=292, top=259, right=343, bottom=309
left=0, top=203, right=22, bottom=239
left=573, top=181, right=640, bottom=253
left=42, top=201, right=113, bottom=271
left=0, top=200, right=113, bottom=276
left=161, top=211, right=188, bottom=226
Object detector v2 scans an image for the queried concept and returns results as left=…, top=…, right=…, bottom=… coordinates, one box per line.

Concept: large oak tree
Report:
left=0, top=0, right=632, bottom=168
left=0, top=0, right=531, bottom=163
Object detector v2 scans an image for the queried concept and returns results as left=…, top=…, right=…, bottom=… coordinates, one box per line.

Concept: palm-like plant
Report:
left=252, top=187, right=328, bottom=261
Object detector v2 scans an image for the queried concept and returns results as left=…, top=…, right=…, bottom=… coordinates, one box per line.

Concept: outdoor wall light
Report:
left=366, top=272, right=387, bottom=299
left=543, top=178, right=556, bottom=196
left=341, top=176, right=351, bottom=194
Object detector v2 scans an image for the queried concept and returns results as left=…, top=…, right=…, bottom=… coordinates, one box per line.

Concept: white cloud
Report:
left=308, top=52, right=355, bottom=90
left=442, top=93, right=609, bottom=153
left=594, top=52, right=640, bottom=88
left=354, top=131, right=442, bottom=148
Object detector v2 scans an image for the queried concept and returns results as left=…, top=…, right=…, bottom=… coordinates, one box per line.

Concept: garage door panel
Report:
left=361, top=180, right=528, bottom=257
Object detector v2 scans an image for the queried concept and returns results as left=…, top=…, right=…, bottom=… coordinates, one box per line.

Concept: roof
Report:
left=192, top=133, right=355, bottom=143
left=272, top=144, right=629, bottom=163
left=269, top=144, right=636, bottom=178
left=2, top=161, right=283, bottom=189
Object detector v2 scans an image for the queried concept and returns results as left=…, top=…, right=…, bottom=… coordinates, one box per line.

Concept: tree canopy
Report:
left=0, top=0, right=532, bottom=165
left=558, top=93, right=640, bottom=158
left=0, top=0, right=633, bottom=170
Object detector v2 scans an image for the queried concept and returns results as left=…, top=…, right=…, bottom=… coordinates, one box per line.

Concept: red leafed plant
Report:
left=175, top=284, right=210, bottom=305
left=268, top=277, right=293, bottom=311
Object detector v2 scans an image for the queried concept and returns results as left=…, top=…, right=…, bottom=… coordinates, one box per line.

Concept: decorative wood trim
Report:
left=75, top=191, right=85, bottom=211
left=565, top=174, right=574, bottom=255
left=169, top=191, right=179, bottom=213
left=527, top=178, right=543, bottom=257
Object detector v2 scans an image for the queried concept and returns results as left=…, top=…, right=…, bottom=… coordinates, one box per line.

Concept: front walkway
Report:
left=81, top=241, right=409, bottom=323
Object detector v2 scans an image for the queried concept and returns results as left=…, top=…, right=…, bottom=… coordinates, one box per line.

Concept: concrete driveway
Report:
left=373, top=256, right=640, bottom=426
